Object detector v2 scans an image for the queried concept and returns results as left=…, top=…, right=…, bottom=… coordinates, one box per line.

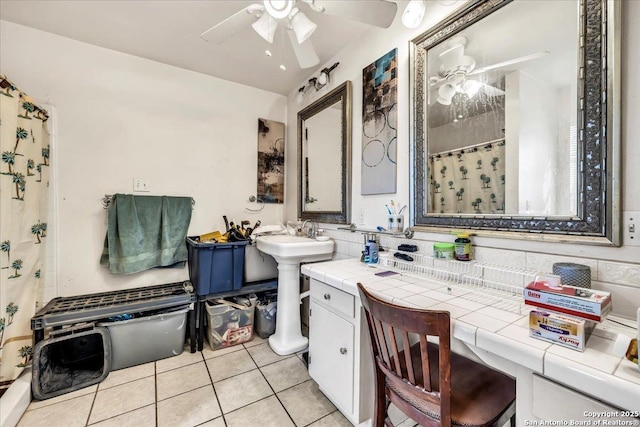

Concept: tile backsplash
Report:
left=322, top=229, right=640, bottom=320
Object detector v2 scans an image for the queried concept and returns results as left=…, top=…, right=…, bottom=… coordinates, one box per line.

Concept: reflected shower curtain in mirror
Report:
left=429, top=141, right=505, bottom=214
left=0, top=75, right=50, bottom=394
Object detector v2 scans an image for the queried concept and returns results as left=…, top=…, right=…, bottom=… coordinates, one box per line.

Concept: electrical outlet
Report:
left=623, top=211, right=640, bottom=247
left=133, top=178, right=150, bottom=192
left=358, top=208, right=366, bottom=225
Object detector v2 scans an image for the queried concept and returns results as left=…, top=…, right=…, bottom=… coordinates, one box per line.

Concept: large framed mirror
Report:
left=298, top=81, right=352, bottom=224
left=410, top=0, right=620, bottom=245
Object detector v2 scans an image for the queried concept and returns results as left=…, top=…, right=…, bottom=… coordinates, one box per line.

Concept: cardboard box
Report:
left=524, top=280, right=611, bottom=322
left=529, top=310, right=595, bottom=351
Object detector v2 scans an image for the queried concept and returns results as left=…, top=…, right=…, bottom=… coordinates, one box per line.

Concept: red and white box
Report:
left=524, top=280, right=612, bottom=322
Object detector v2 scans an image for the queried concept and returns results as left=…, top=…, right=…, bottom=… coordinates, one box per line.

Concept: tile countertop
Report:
left=301, top=258, right=640, bottom=412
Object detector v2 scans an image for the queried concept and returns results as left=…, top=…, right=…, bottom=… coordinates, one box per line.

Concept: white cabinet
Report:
left=308, top=278, right=374, bottom=425
left=309, top=301, right=354, bottom=411
left=531, top=375, right=633, bottom=422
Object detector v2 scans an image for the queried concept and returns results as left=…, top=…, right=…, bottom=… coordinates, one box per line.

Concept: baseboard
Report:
left=0, top=368, right=32, bottom=427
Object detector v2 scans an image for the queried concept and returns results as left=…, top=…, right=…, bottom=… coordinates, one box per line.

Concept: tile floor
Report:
left=18, top=335, right=353, bottom=427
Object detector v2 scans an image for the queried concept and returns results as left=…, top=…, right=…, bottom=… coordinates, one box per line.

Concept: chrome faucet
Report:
left=302, top=220, right=317, bottom=238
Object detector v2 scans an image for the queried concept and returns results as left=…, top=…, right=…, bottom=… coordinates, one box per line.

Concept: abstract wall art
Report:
left=361, top=48, right=398, bottom=195
left=257, top=118, right=285, bottom=203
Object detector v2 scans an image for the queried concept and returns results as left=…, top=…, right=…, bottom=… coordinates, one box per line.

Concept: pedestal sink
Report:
left=255, top=234, right=334, bottom=355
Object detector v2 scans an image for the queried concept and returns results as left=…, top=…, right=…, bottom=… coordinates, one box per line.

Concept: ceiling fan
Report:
left=429, top=35, right=549, bottom=105
left=200, top=0, right=398, bottom=69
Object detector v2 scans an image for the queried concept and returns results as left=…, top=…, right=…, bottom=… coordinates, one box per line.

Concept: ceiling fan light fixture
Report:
left=252, top=12, right=278, bottom=43
left=289, top=8, right=317, bottom=44
left=462, top=79, right=482, bottom=98
left=437, top=84, right=456, bottom=105
left=317, top=70, right=328, bottom=86
left=402, top=0, right=426, bottom=29
left=296, top=86, right=307, bottom=103
left=264, top=0, right=294, bottom=19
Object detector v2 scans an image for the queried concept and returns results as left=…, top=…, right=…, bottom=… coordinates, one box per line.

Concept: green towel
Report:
left=100, top=194, right=192, bottom=275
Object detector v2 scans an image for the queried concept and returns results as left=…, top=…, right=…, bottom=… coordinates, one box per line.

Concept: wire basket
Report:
left=378, top=252, right=541, bottom=314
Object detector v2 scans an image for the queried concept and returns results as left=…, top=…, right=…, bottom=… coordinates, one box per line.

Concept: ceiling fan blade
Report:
left=287, top=30, right=319, bottom=69
left=481, top=84, right=505, bottom=97
left=200, top=4, right=263, bottom=44
left=439, top=44, right=465, bottom=73
left=469, top=51, right=550, bottom=75
left=429, top=76, right=449, bottom=88
left=309, top=0, right=398, bottom=28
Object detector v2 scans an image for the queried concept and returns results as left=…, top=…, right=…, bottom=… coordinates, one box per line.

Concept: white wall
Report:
left=304, top=106, right=342, bottom=211
left=428, top=109, right=504, bottom=154
left=285, top=0, right=640, bottom=266
left=515, top=71, right=558, bottom=215
left=1, top=21, right=287, bottom=297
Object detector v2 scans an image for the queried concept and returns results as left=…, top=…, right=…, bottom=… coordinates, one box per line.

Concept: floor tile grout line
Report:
left=274, top=378, right=330, bottom=427
left=301, top=409, right=340, bottom=427
left=81, top=374, right=157, bottom=425
left=207, top=347, right=259, bottom=384
left=85, top=403, right=156, bottom=427
left=95, top=371, right=156, bottom=392
left=202, top=347, right=228, bottom=426
left=245, top=345, right=300, bottom=426
left=84, top=387, right=99, bottom=426
left=25, top=388, right=97, bottom=412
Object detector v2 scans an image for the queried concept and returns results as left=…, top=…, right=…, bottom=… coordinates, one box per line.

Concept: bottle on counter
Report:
left=364, top=239, right=379, bottom=264
left=454, top=233, right=472, bottom=261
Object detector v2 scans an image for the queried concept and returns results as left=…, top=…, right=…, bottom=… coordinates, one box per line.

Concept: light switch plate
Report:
left=133, top=178, right=150, bottom=192
left=622, top=211, right=640, bottom=247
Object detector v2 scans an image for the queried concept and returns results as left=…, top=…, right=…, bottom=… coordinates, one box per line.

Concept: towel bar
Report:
left=102, top=194, right=195, bottom=209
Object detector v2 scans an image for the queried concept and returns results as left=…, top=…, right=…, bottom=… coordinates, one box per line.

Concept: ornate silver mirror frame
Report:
left=409, top=0, right=621, bottom=245
left=298, top=81, right=352, bottom=224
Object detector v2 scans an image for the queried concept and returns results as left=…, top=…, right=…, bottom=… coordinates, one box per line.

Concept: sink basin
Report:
left=255, top=234, right=334, bottom=355
left=255, top=235, right=333, bottom=263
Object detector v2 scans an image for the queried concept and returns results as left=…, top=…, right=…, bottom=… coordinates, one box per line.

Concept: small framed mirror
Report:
left=298, top=81, right=352, bottom=224
left=409, top=0, right=620, bottom=245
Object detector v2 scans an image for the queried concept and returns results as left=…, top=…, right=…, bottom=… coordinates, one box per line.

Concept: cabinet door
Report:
left=308, top=300, right=355, bottom=413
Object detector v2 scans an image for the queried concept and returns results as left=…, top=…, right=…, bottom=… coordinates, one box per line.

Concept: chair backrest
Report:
left=357, top=283, right=452, bottom=426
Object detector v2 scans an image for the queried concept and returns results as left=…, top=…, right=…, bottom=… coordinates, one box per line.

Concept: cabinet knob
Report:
left=340, top=347, right=347, bottom=355
left=323, top=293, right=331, bottom=300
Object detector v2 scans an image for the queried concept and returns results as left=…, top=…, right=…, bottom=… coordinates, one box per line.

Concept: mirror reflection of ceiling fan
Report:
left=430, top=35, right=549, bottom=105
left=200, top=0, right=398, bottom=69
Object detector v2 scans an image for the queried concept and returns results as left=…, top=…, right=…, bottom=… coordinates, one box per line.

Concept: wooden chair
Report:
left=357, top=283, right=516, bottom=427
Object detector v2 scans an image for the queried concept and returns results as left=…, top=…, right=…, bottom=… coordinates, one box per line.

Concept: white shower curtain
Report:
left=0, top=75, right=50, bottom=394
left=429, top=141, right=505, bottom=214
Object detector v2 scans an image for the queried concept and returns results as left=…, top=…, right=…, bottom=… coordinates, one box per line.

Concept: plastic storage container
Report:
left=206, top=299, right=255, bottom=350
left=187, top=237, right=249, bottom=295
left=255, top=295, right=277, bottom=339
left=244, top=244, right=278, bottom=283
left=433, top=242, right=455, bottom=259
left=97, top=306, right=189, bottom=370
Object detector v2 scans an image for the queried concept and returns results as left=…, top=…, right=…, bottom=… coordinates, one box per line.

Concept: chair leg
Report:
left=510, top=415, right=516, bottom=427
left=373, top=369, right=387, bottom=427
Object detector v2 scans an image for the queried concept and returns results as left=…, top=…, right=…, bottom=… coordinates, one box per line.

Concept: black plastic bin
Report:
left=32, top=325, right=111, bottom=400
left=186, top=237, right=249, bottom=296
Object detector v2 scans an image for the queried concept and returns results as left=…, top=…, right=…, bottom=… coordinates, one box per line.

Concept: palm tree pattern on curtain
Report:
left=0, top=74, right=50, bottom=394
left=429, top=141, right=505, bottom=214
